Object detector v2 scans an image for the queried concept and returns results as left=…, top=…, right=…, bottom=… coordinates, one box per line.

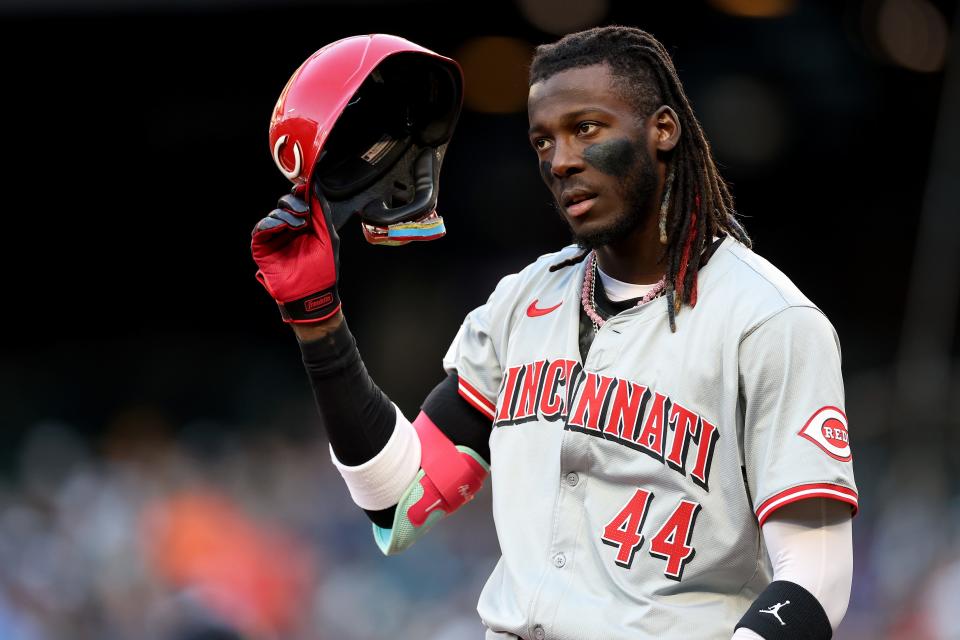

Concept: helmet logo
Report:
left=272, top=134, right=303, bottom=181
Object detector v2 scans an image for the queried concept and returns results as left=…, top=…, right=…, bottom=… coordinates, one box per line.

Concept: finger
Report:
left=278, top=194, right=309, bottom=216
left=251, top=209, right=305, bottom=237
left=252, top=217, right=284, bottom=239
left=270, top=208, right=308, bottom=228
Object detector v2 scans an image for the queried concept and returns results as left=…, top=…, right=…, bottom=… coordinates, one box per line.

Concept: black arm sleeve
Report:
left=299, top=317, right=396, bottom=466
left=421, top=373, right=492, bottom=464
left=299, top=317, right=492, bottom=530
left=299, top=318, right=398, bottom=528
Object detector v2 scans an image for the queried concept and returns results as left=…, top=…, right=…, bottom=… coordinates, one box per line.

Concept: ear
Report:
left=651, top=105, right=681, bottom=152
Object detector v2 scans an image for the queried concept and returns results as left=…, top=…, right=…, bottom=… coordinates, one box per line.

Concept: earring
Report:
left=658, top=165, right=675, bottom=245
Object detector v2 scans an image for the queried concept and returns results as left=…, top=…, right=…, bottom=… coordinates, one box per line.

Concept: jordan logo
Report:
left=759, top=601, right=790, bottom=626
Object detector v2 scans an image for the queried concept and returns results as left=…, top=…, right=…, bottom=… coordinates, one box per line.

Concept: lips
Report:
left=566, top=197, right=597, bottom=217
left=561, top=188, right=599, bottom=217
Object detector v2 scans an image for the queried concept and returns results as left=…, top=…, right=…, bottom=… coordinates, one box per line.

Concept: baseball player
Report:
left=252, top=27, right=857, bottom=640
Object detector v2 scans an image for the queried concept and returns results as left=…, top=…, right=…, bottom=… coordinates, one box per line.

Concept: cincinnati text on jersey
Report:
left=493, top=359, right=721, bottom=492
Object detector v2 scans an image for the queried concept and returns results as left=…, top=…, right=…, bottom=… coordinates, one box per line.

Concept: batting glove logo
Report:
left=304, top=292, right=335, bottom=313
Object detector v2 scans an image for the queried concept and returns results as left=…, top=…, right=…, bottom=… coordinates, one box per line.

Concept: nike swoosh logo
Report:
left=526, top=299, right=563, bottom=317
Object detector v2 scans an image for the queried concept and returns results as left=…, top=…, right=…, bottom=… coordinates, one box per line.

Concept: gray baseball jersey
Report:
left=442, top=236, right=858, bottom=640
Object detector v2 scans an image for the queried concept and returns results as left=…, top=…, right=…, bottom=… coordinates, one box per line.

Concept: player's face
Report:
left=528, top=63, right=660, bottom=249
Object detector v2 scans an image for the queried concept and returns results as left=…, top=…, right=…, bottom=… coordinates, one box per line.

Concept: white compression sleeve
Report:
left=731, top=498, right=853, bottom=639
left=329, top=403, right=422, bottom=510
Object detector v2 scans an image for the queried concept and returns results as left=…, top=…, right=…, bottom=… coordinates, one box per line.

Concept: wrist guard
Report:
left=735, top=580, right=832, bottom=639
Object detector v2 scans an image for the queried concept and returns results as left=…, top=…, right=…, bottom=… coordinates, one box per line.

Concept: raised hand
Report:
left=251, top=186, right=341, bottom=323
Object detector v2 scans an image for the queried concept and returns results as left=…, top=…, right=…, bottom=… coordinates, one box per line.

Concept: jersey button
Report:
left=533, top=624, right=545, bottom=640
left=553, top=552, right=566, bottom=568
left=565, top=472, right=579, bottom=487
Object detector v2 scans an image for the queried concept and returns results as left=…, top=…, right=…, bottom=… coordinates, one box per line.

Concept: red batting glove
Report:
left=251, top=186, right=341, bottom=323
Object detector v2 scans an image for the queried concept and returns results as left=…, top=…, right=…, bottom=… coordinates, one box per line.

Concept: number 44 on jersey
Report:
left=601, top=488, right=703, bottom=581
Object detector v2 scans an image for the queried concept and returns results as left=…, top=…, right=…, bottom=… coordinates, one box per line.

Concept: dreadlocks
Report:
left=533, top=26, right=751, bottom=331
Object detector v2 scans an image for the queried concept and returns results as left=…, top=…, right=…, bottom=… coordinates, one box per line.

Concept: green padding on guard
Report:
left=372, top=446, right=489, bottom=556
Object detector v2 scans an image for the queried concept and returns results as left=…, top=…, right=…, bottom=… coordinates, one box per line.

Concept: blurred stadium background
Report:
left=1, top=0, right=958, bottom=638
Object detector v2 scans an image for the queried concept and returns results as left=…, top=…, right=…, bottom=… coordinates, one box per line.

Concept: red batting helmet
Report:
left=269, top=34, right=463, bottom=241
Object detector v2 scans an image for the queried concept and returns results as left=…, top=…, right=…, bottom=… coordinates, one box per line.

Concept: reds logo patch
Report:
left=798, top=406, right=851, bottom=461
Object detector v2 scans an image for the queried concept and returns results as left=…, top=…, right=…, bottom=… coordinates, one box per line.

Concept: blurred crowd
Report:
left=0, top=413, right=498, bottom=640
left=0, top=397, right=956, bottom=639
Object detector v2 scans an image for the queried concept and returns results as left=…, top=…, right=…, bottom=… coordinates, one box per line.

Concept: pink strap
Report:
left=413, top=411, right=481, bottom=508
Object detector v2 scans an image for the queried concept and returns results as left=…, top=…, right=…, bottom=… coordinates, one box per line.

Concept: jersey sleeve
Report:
left=739, top=305, right=858, bottom=525
left=442, top=272, right=520, bottom=422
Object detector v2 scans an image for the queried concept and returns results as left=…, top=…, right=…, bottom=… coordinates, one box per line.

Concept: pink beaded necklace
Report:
left=580, top=251, right=666, bottom=332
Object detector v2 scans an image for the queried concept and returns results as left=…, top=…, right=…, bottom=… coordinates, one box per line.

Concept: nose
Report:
left=549, top=139, right=584, bottom=179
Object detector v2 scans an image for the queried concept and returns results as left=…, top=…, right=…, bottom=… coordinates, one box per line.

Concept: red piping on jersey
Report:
left=458, top=376, right=496, bottom=421
left=755, top=483, right=858, bottom=526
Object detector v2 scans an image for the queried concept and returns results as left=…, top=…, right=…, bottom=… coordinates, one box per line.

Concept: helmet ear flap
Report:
left=318, top=143, right=443, bottom=231
left=361, top=147, right=439, bottom=227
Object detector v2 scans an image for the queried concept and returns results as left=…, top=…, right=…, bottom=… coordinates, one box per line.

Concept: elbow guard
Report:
left=373, top=411, right=489, bottom=555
